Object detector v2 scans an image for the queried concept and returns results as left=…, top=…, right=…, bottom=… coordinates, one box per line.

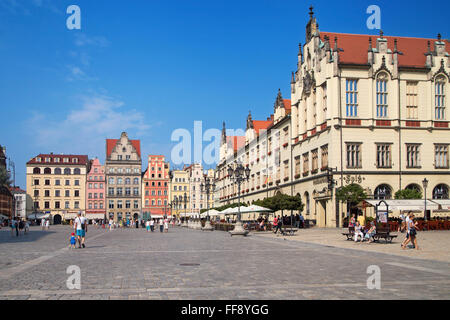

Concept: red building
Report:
left=142, top=155, right=170, bottom=219
left=86, top=158, right=106, bottom=221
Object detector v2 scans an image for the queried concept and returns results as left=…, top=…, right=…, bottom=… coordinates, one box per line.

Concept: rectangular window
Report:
left=65, top=201, right=70, bottom=209
left=125, top=200, right=131, bottom=209
left=435, top=78, right=446, bottom=120
left=311, top=149, right=318, bottom=172
left=346, top=143, right=362, bottom=168
left=55, top=179, right=60, bottom=186
left=74, top=201, right=79, bottom=209
left=108, top=187, right=114, bottom=196
left=406, top=81, right=418, bottom=119
left=44, top=190, right=50, bottom=197
left=109, top=200, right=114, bottom=209
left=134, top=200, right=139, bottom=209
left=321, top=145, right=328, bottom=169
left=133, top=188, right=139, bottom=196
left=302, top=153, right=309, bottom=174
left=346, top=79, right=358, bottom=117
left=117, top=188, right=123, bottom=196
left=44, top=201, right=50, bottom=209
left=406, top=144, right=420, bottom=168
left=376, top=76, right=388, bottom=117
left=117, top=201, right=122, bottom=209
left=125, top=187, right=131, bottom=196
left=435, top=144, right=449, bottom=168
left=74, top=190, right=80, bottom=197
left=65, top=190, right=70, bottom=197
left=33, top=179, right=39, bottom=186
left=55, top=201, right=60, bottom=209
left=376, top=144, right=392, bottom=168
left=322, top=83, right=327, bottom=122
left=294, top=156, right=301, bottom=177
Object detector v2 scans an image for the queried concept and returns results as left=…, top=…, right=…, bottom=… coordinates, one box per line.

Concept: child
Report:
left=69, top=232, right=76, bottom=249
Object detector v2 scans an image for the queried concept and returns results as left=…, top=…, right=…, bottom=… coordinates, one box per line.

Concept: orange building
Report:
left=142, top=155, right=171, bottom=219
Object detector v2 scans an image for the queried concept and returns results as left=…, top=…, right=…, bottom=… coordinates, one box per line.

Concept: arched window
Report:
left=125, top=178, right=131, bottom=185
left=33, top=168, right=41, bottom=174
left=54, top=168, right=61, bottom=175
left=44, top=168, right=51, bottom=174
left=406, top=183, right=421, bottom=193
left=435, top=75, right=446, bottom=120
left=374, top=184, right=392, bottom=200
left=433, top=184, right=449, bottom=199
left=74, top=168, right=81, bottom=175
left=64, top=168, right=71, bottom=175
left=376, top=72, right=388, bottom=118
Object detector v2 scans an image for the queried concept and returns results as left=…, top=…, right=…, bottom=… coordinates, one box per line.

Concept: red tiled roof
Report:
left=227, top=136, right=245, bottom=153
left=253, top=120, right=273, bottom=135
left=283, top=99, right=291, bottom=114
left=27, top=154, right=89, bottom=165
left=106, top=139, right=141, bottom=158
left=9, top=186, right=26, bottom=193
left=320, top=32, right=450, bottom=68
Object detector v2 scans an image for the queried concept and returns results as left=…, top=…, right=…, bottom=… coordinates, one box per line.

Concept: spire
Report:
left=437, top=33, right=442, bottom=41
left=379, top=29, right=384, bottom=39
left=309, top=5, right=314, bottom=19
left=291, top=71, right=295, bottom=84
left=221, top=121, right=226, bottom=144
left=274, top=89, right=285, bottom=109
left=246, top=111, right=254, bottom=130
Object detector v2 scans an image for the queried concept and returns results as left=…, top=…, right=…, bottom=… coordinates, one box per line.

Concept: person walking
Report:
left=24, top=220, right=30, bottom=234
left=164, top=217, right=169, bottom=233
left=402, top=214, right=419, bottom=250
left=45, top=219, right=50, bottom=230
left=150, top=219, right=155, bottom=232
left=299, top=213, right=305, bottom=229
left=10, top=219, right=16, bottom=237
left=74, top=213, right=87, bottom=249
left=145, top=220, right=150, bottom=232
left=159, top=219, right=164, bottom=233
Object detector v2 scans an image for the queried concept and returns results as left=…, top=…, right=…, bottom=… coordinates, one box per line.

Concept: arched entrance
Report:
left=133, top=213, right=139, bottom=220
left=53, top=214, right=62, bottom=225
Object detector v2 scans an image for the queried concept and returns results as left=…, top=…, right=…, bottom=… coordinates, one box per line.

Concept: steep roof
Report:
left=227, top=136, right=246, bottom=153
left=26, top=154, right=89, bottom=165
left=320, top=32, right=450, bottom=68
left=106, top=139, right=141, bottom=158
left=253, top=120, right=273, bottom=135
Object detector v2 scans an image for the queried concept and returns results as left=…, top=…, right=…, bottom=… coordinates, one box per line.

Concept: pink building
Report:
left=86, top=158, right=106, bottom=221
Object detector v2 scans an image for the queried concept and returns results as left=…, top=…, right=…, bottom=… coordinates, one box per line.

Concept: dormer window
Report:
left=72, top=158, right=78, bottom=163
left=36, top=157, right=41, bottom=162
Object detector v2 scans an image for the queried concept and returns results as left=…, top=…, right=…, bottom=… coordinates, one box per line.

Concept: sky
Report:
left=0, top=0, right=449, bottom=189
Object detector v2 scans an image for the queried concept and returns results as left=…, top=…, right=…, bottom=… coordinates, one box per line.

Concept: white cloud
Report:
left=25, top=94, right=153, bottom=160
left=66, top=65, right=98, bottom=82
left=74, top=34, right=110, bottom=48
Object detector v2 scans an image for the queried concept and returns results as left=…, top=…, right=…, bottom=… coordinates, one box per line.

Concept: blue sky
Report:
left=0, top=0, right=449, bottom=188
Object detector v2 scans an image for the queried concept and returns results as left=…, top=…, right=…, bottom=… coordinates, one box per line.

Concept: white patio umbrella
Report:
left=240, top=205, right=273, bottom=213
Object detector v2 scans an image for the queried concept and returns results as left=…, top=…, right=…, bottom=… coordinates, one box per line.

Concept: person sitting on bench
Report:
left=364, top=221, right=376, bottom=243
left=354, top=221, right=364, bottom=242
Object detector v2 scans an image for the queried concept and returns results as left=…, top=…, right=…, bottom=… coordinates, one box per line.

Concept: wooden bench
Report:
left=372, top=228, right=398, bottom=243
left=278, top=225, right=298, bottom=236
left=342, top=227, right=355, bottom=240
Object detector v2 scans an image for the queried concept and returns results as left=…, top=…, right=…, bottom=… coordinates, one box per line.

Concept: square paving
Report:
left=0, top=226, right=449, bottom=300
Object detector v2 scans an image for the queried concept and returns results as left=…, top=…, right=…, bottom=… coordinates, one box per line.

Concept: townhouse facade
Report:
left=86, top=158, right=106, bottom=220
left=142, top=155, right=170, bottom=219
left=216, top=8, right=450, bottom=227
left=169, top=169, right=190, bottom=219
left=105, top=132, right=142, bottom=222
left=26, top=154, right=89, bottom=224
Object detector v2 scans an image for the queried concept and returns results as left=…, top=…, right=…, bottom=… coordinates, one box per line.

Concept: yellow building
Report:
left=216, top=8, right=450, bottom=227
left=169, top=169, right=190, bottom=219
left=26, top=154, right=89, bottom=224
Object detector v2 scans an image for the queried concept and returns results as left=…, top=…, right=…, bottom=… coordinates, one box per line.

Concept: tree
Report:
left=336, top=183, right=367, bottom=204
left=0, top=167, right=12, bottom=187
left=394, top=188, right=422, bottom=199
left=336, top=184, right=367, bottom=217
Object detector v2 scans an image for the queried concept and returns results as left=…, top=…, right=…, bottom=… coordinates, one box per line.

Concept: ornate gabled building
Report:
left=142, top=155, right=170, bottom=219
left=216, top=8, right=450, bottom=227
left=105, top=132, right=142, bottom=222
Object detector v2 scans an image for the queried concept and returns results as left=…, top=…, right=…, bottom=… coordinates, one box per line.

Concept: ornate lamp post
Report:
left=183, top=192, right=189, bottom=227
left=200, top=176, right=215, bottom=231
left=227, top=163, right=250, bottom=236
left=422, top=178, right=428, bottom=222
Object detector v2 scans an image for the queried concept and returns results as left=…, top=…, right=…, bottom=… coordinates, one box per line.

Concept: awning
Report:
left=63, top=213, right=79, bottom=219
left=364, top=199, right=440, bottom=211
left=0, top=214, right=10, bottom=220
left=240, top=205, right=273, bottom=213
left=85, top=214, right=106, bottom=220
left=431, top=199, right=450, bottom=210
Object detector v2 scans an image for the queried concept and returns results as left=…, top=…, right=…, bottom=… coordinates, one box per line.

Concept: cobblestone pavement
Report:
left=0, top=226, right=449, bottom=300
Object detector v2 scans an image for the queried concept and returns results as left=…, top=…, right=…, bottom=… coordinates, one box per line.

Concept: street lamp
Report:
left=183, top=192, right=189, bottom=227
left=200, top=176, right=215, bottom=231
left=422, top=178, right=428, bottom=222
left=227, top=163, right=251, bottom=236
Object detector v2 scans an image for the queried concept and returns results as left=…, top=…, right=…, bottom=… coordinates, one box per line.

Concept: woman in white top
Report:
left=150, top=219, right=155, bottom=232
left=354, top=221, right=364, bottom=242
left=164, top=218, right=169, bottom=232
left=45, top=219, right=50, bottom=230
